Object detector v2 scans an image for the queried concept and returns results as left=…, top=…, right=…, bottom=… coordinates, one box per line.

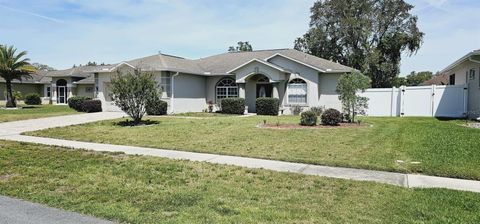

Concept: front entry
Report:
left=256, top=84, right=273, bottom=98
left=57, top=86, right=67, bottom=104
left=56, top=79, right=68, bottom=104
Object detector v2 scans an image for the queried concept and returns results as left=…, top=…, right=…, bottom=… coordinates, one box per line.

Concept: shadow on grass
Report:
left=114, top=119, right=160, bottom=127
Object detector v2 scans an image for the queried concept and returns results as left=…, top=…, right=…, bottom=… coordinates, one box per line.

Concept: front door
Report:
left=58, top=86, right=67, bottom=104
left=256, top=84, right=273, bottom=98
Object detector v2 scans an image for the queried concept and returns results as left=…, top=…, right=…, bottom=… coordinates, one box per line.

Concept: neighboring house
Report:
left=92, top=48, right=354, bottom=113
left=428, top=49, right=480, bottom=118
left=0, top=71, right=52, bottom=102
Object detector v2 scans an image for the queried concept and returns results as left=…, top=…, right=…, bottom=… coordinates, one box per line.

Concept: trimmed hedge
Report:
left=81, top=100, right=102, bottom=113
left=300, top=110, right=317, bottom=126
left=68, top=96, right=91, bottom=111
left=146, top=97, right=168, bottom=115
left=256, top=97, right=279, bottom=116
left=321, top=108, right=342, bottom=126
left=24, top=93, right=41, bottom=105
left=220, top=98, right=245, bottom=114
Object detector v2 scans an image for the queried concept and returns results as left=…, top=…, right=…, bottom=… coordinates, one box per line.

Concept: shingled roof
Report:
left=124, top=48, right=354, bottom=75
left=0, top=70, right=52, bottom=84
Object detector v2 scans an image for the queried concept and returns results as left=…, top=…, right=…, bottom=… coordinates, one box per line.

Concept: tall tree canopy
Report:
left=32, top=63, right=55, bottom=71
left=0, top=45, right=36, bottom=107
left=295, top=0, right=423, bottom=88
left=228, top=41, right=253, bottom=52
left=393, top=71, right=434, bottom=87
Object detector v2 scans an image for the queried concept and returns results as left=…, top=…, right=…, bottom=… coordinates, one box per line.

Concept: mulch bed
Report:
left=114, top=119, right=160, bottom=127
left=259, top=123, right=370, bottom=129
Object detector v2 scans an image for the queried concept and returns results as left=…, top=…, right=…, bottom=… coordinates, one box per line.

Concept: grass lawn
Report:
left=171, top=112, right=240, bottom=117
left=0, top=104, right=78, bottom=122
left=0, top=140, right=479, bottom=223
left=27, top=116, right=480, bottom=180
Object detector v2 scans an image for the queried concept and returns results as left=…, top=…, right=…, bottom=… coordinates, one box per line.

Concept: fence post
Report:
left=390, top=87, right=395, bottom=117
left=463, top=84, right=468, bottom=118
left=400, top=85, right=406, bottom=117
left=431, top=85, right=436, bottom=117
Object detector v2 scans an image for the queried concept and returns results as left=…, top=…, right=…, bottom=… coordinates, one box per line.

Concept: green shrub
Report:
left=24, top=93, right=41, bottom=105
left=146, top=96, right=168, bottom=115
left=256, top=97, right=279, bottom=116
left=321, top=108, right=342, bottom=126
left=81, top=100, right=102, bottom=113
left=68, top=96, right=90, bottom=111
left=291, top=105, right=303, bottom=115
left=310, top=106, right=324, bottom=116
left=220, top=98, right=245, bottom=114
left=300, top=110, right=317, bottom=126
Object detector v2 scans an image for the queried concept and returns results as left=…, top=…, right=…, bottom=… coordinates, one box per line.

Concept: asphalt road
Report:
left=0, top=196, right=114, bottom=224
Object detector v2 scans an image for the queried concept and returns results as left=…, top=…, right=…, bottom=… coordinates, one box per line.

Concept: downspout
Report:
left=170, top=72, right=180, bottom=114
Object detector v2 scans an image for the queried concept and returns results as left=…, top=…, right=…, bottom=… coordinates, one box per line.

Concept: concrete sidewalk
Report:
left=0, top=112, right=479, bottom=193
left=0, top=196, right=114, bottom=224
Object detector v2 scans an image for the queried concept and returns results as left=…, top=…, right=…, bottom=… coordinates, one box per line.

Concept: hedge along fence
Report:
left=220, top=97, right=245, bottom=114
left=256, top=97, right=279, bottom=116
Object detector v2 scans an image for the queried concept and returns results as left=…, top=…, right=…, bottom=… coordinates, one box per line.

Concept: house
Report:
left=433, top=49, right=480, bottom=118
left=0, top=71, right=52, bottom=103
left=2, top=48, right=354, bottom=113
left=91, top=48, right=354, bottom=113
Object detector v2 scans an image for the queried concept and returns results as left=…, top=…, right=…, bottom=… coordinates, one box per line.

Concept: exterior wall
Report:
left=75, top=84, right=95, bottom=98
left=172, top=73, right=207, bottom=113
left=269, top=56, right=319, bottom=109
left=96, top=68, right=207, bottom=113
left=234, top=61, right=287, bottom=83
left=0, top=83, right=44, bottom=100
left=318, top=73, right=343, bottom=111
left=442, top=60, right=480, bottom=118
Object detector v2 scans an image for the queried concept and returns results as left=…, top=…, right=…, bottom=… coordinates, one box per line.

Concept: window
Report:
left=46, top=87, right=51, bottom=97
left=469, top=69, right=476, bottom=80
left=288, top=78, right=307, bottom=104
left=160, top=72, right=172, bottom=98
left=449, top=74, right=455, bottom=85
left=216, top=77, right=238, bottom=102
left=85, top=86, right=94, bottom=93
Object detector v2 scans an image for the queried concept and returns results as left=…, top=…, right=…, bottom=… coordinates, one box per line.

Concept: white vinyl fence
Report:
left=359, top=85, right=468, bottom=117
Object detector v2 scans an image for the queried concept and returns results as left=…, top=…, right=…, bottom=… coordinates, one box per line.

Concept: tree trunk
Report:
left=5, top=80, right=16, bottom=108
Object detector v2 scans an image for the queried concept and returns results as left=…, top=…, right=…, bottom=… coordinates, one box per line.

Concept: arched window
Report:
left=287, top=78, right=307, bottom=104
left=216, top=77, right=238, bottom=102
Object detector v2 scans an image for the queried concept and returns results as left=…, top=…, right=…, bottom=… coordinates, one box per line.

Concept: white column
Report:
left=51, top=84, right=57, bottom=104
left=272, top=83, right=279, bottom=98
left=239, top=83, right=246, bottom=99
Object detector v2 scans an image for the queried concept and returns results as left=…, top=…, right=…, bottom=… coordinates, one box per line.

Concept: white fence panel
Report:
left=433, top=85, right=467, bottom=117
left=359, top=88, right=399, bottom=116
left=402, top=86, right=433, bottom=116
left=360, top=85, right=467, bottom=118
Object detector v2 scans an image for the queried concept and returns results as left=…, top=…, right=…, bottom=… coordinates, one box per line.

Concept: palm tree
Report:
left=0, top=45, right=36, bottom=107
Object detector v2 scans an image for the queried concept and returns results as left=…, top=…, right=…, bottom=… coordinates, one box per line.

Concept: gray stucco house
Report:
left=94, top=48, right=354, bottom=113
left=4, top=48, right=354, bottom=114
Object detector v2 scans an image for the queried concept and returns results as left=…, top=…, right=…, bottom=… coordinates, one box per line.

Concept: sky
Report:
left=1, top=0, right=479, bottom=75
